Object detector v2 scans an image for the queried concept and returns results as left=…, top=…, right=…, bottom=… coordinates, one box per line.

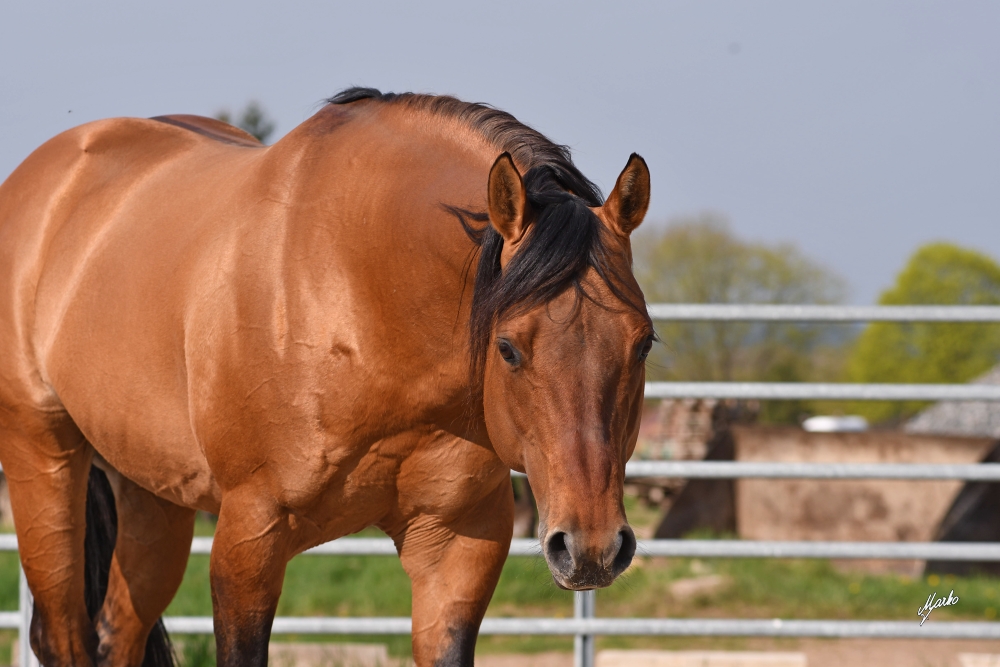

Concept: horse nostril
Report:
left=545, top=531, right=574, bottom=573
left=612, top=527, right=636, bottom=575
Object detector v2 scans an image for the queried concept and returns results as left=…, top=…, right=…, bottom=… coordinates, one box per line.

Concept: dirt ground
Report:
left=474, top=639, right=1000, bottom=667
left=791, top=639, right=1000, bottom=667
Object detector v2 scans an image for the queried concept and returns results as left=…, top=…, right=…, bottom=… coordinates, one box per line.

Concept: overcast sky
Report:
left=2, top=2, right=997, bottom=304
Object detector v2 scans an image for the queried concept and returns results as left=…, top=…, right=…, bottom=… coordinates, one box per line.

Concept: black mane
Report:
left=327, top=87, right=648, bottom=394
left=327, top=87, right=602, bottom=205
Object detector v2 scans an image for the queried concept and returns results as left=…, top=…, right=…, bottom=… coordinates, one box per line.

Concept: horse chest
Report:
left=279, top=429, right=508, bottom=539
left=390, top=430, right=509, bottom=520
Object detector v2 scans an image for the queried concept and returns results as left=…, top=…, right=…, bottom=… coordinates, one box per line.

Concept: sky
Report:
left=2, top=2, right=997, bottom=304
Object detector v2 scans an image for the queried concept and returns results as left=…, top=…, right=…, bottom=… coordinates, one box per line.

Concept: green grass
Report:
left=164, top=518, right=1000, bottom=661
left=604, top=555, right=1000, bottom=621
left=2, top=516, right=999, bottom=663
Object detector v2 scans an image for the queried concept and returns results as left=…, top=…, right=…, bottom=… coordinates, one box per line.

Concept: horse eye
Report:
left=497, top=340, right=519, bottom=365
left=638, top=336, right=654, bottom=361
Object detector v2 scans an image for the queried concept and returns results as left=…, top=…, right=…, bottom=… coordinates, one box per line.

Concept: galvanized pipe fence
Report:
left=4, top=304, right=1000, bottom=667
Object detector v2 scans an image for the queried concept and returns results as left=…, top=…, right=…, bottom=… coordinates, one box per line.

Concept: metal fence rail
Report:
left=634, top=540, right=1000, bottom=560
left=646, top=304, right=1000, bottom=322
left=624, top=460, right=1000, bottom=480
left=645, top=382, right=1000, bottom=401
left=158, top=616, right=1000, bottom=639
left=181, top=537, right=1000, bottom=561
left=4, top=533, right=999, bottom=564
left=7, top=304, right=1000, bottom=667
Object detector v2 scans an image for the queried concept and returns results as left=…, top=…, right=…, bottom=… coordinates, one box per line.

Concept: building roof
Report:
left=905, top=365, right=1000, bottom=439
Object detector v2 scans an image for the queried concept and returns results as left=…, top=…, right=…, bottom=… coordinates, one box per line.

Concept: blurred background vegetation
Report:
left=633, top=215, right=1000, bottom=426
left=845, top=243, right=1000, bottom=422
left=214, top=101, right=276, bottom=144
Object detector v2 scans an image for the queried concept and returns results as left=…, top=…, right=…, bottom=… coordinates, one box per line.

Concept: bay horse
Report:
left=0, top=88, right=653, bottom=666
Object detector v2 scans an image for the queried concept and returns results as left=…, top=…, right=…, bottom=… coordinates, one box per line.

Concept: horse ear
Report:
left=604, top=153, right=650, bottom=236
left=487, top=152, right=527, bottom=245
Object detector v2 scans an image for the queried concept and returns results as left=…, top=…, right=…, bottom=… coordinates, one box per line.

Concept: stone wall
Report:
left=733, top=426, right=996, bottom=574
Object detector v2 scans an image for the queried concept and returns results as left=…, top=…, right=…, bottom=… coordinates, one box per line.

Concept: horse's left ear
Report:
left=603, top=153, right=650, bottom=236
left=487, top=152, right=528, bottom=245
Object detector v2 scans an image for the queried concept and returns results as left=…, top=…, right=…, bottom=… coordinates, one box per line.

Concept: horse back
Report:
left=149, top=115, right=263, bottom=147
left=0, top=116, right=267, bottom=506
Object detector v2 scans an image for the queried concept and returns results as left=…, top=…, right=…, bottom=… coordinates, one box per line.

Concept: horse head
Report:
left=476, top=153, right=652, bottom=590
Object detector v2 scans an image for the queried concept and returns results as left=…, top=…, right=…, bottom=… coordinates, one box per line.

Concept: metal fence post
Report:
left=19, top=565, right=39, bottom=667
left=574, top=590, right=595, bottom=667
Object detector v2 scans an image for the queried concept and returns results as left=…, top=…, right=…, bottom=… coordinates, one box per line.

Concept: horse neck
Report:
left=261, top=116, right=490, bottom=434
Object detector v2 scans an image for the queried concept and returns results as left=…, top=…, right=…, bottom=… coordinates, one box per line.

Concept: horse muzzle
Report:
left=541, top=524, right=637, bottom=590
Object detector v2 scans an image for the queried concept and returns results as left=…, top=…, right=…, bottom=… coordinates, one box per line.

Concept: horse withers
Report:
left=0, top=88, right=652, bottom=666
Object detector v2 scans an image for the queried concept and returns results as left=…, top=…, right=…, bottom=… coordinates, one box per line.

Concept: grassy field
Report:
left=0, top=507, right=997, bottom=665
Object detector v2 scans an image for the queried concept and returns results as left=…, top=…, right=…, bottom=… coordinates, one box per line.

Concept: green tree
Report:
left=634, top=214, right=848, bottom=422
left=215, top=101, right=276, bottom=144
left=846, top=242, right=1000, bottom=423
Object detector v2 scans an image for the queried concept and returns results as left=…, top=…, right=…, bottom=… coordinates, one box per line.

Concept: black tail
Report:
left=84, top=466, right=175, bottom=666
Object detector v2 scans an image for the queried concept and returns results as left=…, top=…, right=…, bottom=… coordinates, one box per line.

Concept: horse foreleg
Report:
left=1, top=419, right=96, bottom=666
left=209, top=488, right=289, bottom=667
left=95, top=468, right=195, bottom=666
left=397, top=480, right=514, bottom=667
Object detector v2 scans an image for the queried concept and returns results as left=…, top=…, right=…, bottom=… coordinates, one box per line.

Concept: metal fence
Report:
left=6, top=304, right=1000, bottom=667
